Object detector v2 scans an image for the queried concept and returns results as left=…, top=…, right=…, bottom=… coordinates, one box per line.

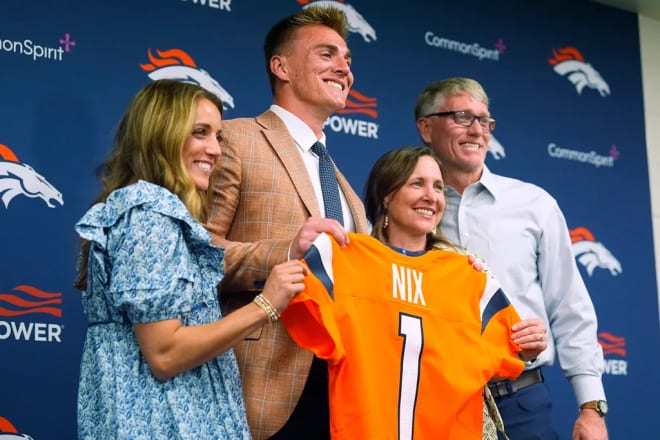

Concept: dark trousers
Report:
left=495, top=381, right=560, bottom=440
left=269, top=356, right=331, bottom=440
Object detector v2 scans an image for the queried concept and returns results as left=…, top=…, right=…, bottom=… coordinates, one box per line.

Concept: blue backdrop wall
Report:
left=1, top=0, right=658, bottom=438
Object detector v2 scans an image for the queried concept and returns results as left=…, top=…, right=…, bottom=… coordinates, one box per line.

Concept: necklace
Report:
left=387, top=243, right=427, bottom=257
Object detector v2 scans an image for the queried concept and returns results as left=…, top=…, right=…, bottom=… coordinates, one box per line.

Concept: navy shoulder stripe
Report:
left=481, top=288, right=510, bottom=334
left=305, top=242, right=335, bottom=300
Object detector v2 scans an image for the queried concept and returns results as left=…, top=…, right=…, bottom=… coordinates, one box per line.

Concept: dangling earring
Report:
left=383, top=213, right=389, bottom=229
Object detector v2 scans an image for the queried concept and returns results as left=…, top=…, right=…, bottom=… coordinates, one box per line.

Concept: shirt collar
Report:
left=478, top=165, right=499, bottom=199
left=270, top=104, right=326, bottom=151
left=445, top=165, right=498, bottom=201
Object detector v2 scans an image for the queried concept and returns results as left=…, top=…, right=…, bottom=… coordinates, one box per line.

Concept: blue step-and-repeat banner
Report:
left=1, top=0, right=658, bottom=438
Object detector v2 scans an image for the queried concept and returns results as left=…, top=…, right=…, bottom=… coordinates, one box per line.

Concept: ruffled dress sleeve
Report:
left=75, top=180, right=224, bottom=324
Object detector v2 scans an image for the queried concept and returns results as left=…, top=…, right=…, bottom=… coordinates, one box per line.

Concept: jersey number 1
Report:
left=398, top=313, right=423, bottom=440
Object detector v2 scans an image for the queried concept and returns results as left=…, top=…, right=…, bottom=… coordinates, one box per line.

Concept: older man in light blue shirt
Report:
left=415, top=77, right=607, bottom=440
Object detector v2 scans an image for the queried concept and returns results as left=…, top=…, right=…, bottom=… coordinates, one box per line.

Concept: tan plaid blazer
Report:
left=206, top=110, right=368, bottom=439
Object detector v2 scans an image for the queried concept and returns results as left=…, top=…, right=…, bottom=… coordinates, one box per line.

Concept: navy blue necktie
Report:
left=311, top=141, right=344, bottom=226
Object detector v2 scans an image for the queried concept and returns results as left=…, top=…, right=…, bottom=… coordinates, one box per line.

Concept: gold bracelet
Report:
left=259, top=294, right=281, bottom=321
left=253, top=294, right=280, bottom=324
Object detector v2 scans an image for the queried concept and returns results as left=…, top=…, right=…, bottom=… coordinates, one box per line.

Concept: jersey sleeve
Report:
left=281, top=234, right=345, bottom=364
left=480, top=274, right=525, bottom=379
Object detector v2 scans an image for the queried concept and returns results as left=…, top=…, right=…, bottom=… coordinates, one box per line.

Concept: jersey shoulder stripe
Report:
left=481, top=288, right=511, bottom=334
left=305, top=234, right=336, bottom=299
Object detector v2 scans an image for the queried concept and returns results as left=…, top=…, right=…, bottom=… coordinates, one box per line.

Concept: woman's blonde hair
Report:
left=74, top=79, right=223, bottom=290
left=96, top=79, right=223, bottom=220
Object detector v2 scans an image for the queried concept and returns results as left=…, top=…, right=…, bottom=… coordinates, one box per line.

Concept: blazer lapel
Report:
left=256, top=111, right=322, bottom=218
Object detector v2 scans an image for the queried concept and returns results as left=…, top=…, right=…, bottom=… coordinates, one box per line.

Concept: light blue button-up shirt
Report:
left=441, top=165, right=606, bottom=405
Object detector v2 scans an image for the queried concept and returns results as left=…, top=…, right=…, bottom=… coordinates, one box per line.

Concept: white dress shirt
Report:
left=270, top=105, right=355, bottom=232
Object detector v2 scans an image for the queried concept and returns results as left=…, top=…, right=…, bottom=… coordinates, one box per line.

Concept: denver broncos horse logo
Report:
left=0, top=416, right=34, bottom=440
left=300, top=0, right=376, bottom=42
left=488, top=135, right=505, bottom=160
left=549, top=47, right=610, bottom=97
left=0, top=144, right=63, bottom=209
left=140, top=48, right=235, bottom=110
left=570, top=227, right=621, bottom=276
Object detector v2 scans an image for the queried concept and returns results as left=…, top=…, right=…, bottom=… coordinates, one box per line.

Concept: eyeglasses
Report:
left=424, top=111, right=496, bottom=132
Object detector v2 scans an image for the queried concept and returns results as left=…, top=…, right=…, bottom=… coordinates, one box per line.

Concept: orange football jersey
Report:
left=281, top=233, right=524, bottom=439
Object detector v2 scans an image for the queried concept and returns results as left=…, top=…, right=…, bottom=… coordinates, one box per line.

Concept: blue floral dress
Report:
left=75, top=180, right=251, bottom=440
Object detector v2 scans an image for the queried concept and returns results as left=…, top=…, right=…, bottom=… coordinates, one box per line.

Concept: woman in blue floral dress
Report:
left=74, top=79, right=307, bottom=440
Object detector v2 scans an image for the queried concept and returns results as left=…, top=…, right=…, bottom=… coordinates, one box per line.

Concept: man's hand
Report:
left=511, top=318, right=547, bottom=361
left=572, top=409, right=608, bottom=440
left=289, top=217, right=349, bottom=260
